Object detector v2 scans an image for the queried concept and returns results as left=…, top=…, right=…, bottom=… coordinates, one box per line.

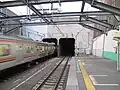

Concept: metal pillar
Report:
left=117, top=26, right=120, bottom=71
left=117, top=42, right=120, bottom=71
left=102, top=34, right=105, bottom=57
left=95, top=39, right=97, bottom=57
left=79, top=1, right=85, bottom=22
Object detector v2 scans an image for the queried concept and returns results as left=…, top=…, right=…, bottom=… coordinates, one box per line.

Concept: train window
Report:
left=35, top=45, right=38, bottom=51
left=35, top=45, right=40, bottom=51
left=19, top=46, right=22, bottom=49
left=39, top=46, right=42, bottom=51
left=35, top=44, right=44, bottom=52
left=26, top=46, right=31, bottom=53
left=39, top=45, right=44, bottom=52
left=31, top=45, right=35, bottom=51
left=26, top=45, right=34, bottom=53
left=16, top=45, right=23, bottom=50
left=19, top=45, right=23, bottom=50
left=0, top=44, right=10, bottom=57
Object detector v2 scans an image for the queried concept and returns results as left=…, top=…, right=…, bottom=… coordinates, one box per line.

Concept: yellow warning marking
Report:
left=79, top=61, right=96, bottom=90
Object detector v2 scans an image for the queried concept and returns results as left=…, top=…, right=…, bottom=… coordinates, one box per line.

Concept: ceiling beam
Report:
left=0, top=12, right=8, bottom=17
left=19, top=0, right=64, bottom=35
left=0, top=0, right=120, bottom=21
left=81, top=1, right=85, bottom=12
left=19, top=0, right=50, bottom=24
left=3, top=26, right=22, bottom=34
left=0, top=8, right=21, bottom=24
left=0, top=0, right=82, bottom=7
left=0, top=20, right=85, bottom=27
left=79, top=23, right=104, bottom=33
left=86, top=0, right=120, bottom=16
left=0, top=11, right=111, bottom=21
left=86, top=17, right=115, bottom=29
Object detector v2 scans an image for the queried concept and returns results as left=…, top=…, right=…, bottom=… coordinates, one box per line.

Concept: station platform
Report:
left=66, top=55, right=120, bottom=90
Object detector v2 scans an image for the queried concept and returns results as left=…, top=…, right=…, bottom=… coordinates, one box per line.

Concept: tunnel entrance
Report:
left=59, top=38, right=75, bottom=56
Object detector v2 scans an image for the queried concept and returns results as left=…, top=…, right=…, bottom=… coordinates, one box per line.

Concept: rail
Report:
left=32, top=57, right=70, bottom=90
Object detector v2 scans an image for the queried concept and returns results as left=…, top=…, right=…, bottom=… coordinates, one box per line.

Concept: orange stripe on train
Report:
left=24, top=54, right=35, bottom=58
left=0, top=56, right=16, bottom=63
left=0, top=40, right=38, bottom=44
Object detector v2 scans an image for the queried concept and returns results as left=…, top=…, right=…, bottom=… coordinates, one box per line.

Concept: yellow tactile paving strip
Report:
left=79, top=61, right=96, bottom=90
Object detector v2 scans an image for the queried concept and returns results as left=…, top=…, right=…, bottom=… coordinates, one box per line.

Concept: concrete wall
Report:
left=47, top=24, right=94, bottom=54
left=92, top=34, right=104, bottom=57
left=93, top=30, right=118, bottom=60
left=92, top=0, right=120, bottom=59
left=103, top=30, right=118, bottom=61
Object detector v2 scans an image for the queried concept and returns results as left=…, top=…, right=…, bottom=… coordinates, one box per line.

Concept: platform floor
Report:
left=66, top=55, right=120, bottom=90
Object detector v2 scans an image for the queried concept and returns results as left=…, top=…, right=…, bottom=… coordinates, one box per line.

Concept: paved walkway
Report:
left=66, top=57, right=79, bottom=90
left=66, top=55, right=120, bottom=90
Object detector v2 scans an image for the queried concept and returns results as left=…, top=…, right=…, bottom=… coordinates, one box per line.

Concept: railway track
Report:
left=32, top=57, right=70, bottom=90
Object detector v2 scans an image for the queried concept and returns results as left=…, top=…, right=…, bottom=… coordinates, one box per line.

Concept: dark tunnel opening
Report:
left=59, top=38, right=75, bottom=56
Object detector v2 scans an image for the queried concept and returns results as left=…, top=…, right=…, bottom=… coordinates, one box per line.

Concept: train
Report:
left=0, top=35, right=56, bottom=71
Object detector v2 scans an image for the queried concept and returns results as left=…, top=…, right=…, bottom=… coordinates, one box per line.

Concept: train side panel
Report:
left=0, top=40, right=55, bottom=71
left=22, top=43, right=37, bottom=63
left=0, top=41, right=17, bottom=70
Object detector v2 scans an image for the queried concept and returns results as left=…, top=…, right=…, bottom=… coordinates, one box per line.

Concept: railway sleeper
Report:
left=57, top=86, right=63, bottom=90
left=44, top=82, right=55, bottom=86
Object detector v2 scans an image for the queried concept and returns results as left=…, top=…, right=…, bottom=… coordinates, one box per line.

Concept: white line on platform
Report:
left=91, top=75, right=108, bottom=77
left=89, top=75, right=119, bottom=86
left=94, top=84, right=119, bottom=86
left=81, top=62, right=92, bottom=66
left=11, top=63, right=51, bottom=90
left=89, top=75, right=98, bottom=84
left=82, top=60, right=109, bottom=62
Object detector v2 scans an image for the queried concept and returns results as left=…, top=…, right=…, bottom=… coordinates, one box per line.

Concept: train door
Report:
left=16, top=44, right=24, bottom=62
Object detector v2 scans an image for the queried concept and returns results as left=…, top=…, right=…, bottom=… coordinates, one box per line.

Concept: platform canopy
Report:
left=0, top=0, right=120, bottom=35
